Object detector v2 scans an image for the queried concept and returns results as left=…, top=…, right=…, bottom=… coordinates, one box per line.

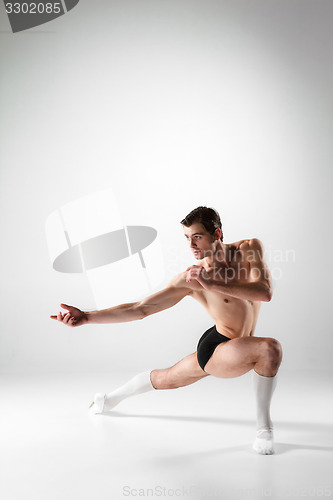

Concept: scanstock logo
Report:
left=3, top=0, right=80, bottom=33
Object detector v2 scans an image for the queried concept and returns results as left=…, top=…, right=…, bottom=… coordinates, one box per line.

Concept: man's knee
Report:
left=261, top=338, right=283, bottom=370
left=150, top=368, right=179, bottom=390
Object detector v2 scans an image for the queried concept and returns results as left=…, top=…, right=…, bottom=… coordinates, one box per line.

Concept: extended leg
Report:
left=90, top=352, right=208, bottom=413
left=150, top=351, right=209, bottom=390
left=90, top=370, right=155, bottom=413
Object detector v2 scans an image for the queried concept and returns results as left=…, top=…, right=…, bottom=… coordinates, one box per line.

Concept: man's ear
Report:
left=214, top=228, right=222, bottom=240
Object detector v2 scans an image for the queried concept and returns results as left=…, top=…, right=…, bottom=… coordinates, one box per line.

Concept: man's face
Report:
left=183, top=222, right=216, bottom=260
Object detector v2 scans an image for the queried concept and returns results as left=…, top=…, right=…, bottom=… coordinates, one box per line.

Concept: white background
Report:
left=0, top=0, right=332, bottom=374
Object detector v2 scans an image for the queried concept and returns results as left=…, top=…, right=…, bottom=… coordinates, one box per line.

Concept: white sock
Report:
left=91, top=371, right=156, bottom=413
left=252, top=370, right=277, bottom=455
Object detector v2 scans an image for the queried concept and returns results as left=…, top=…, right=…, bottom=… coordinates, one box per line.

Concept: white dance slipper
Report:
left=89, top=393, right=106, bottom=414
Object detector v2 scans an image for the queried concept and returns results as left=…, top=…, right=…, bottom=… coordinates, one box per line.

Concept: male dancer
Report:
left=51, top=206, right=282, bottom=455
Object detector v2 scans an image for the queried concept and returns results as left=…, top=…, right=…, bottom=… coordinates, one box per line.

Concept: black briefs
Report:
left=197, top=325, right=231, bottom=372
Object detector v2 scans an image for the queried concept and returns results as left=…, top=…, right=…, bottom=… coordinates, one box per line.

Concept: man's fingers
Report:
left=186, top=267, right=203, bottom=283
left=60, top=303, right=71, bottom=311
left=50, top=311, right=75, bottom=325
left=63, top=312, right=72, bottom=324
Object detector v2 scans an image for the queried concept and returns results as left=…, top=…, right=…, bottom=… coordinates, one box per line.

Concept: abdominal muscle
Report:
left=191, top=289, right=261, bottom=339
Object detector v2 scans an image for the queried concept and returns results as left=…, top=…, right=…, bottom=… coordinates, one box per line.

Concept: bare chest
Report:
left=192, top=288, right=260, bottom=337
left=207, top=252, right=251, bottom=285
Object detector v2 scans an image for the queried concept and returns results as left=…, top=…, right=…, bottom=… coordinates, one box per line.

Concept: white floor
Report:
left=1, top=369, right=332, bottom=500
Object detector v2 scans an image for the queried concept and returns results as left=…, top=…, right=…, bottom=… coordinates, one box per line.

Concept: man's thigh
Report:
left=203, top=336, right=269, bottom=378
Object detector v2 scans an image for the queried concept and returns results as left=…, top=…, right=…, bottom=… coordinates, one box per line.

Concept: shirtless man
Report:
left=51, top=206, right=282, bottom=455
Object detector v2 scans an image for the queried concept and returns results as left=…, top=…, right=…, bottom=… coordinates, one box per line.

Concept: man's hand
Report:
left=50, top=304, right=88, bottom=327
left=185, top=265, right=213, bottom=290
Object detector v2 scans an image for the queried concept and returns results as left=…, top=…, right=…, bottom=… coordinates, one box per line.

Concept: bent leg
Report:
left=252, top=370, right=278, bottom=455
left=203, top=336, right=282, bottom=378
left=203, top=336, right=282, bottom=455
left=151, top=352, right=209, bottom=390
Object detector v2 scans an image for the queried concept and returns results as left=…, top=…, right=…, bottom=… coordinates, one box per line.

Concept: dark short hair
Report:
left=180, top=206, right=223, bottom=241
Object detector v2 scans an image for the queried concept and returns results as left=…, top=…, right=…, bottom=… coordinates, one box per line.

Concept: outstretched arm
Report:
left=50, top=273, right=192, bottom=327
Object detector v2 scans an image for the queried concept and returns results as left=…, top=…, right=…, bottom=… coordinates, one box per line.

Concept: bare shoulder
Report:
left=168, top=269, right=203, bottom=293
left=233, top=238, right=265, bottom=254
left=168, top=271, right=190, bottom=289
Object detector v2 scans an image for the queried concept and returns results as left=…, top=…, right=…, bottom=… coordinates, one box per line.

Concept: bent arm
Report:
left=213, top=238, right=272, bottom=302
left=192, top=238, right=272, bottom=302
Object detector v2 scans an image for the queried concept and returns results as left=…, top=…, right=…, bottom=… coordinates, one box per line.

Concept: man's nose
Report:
left=189, top=239, right=197, bottom=248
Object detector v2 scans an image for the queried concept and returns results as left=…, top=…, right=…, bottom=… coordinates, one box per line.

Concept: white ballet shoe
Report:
left=253, top=427, right=274, bottom=455
left=89, top=393, right=106, bottom=414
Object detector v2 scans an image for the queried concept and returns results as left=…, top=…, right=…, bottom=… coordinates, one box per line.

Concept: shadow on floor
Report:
left=100, top=410, right=254, bottom=426
left=97, top=411, right=333, bottom=456
left=274, top=442, right=333, bottom=454
left=151, top=441, right=333, bottom=465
